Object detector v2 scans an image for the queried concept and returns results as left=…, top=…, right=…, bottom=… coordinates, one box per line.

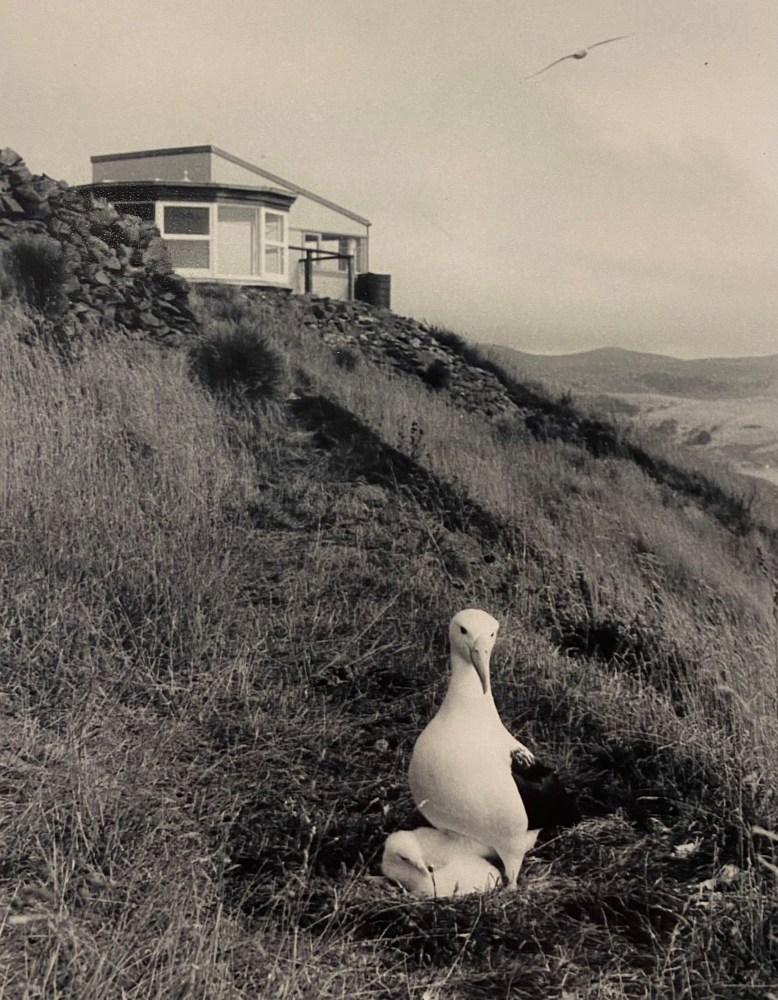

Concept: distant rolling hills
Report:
left=483, top=346, right=778, bottom=485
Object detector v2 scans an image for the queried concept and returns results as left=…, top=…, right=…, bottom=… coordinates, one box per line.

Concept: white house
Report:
left=81, top=144, right=381, bottom=303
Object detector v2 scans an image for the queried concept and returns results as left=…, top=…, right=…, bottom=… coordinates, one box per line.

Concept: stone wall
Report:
left=0, top=148, right=197, bottom=344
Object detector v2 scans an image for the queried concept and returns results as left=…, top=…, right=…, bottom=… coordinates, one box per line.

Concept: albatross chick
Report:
left=381, top=827, right=501, bottom=898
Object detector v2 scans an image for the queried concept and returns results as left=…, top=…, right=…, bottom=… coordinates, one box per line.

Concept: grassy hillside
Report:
left=484, top=345, right=778, bottom=486
left=1, top=288, right=777, bottom=999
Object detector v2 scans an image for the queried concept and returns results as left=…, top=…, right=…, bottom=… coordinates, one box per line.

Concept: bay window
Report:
left=155, top=201, right=289, bottom=283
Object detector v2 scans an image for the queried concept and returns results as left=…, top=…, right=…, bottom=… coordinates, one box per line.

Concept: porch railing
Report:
left=289, top=246, right=355, bottom=299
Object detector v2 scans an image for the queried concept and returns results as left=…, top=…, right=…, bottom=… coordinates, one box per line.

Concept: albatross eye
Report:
left=460, top=626, right=468, bottom=635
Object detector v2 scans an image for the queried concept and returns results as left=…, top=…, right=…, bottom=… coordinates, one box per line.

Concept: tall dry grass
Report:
left=2, top=292, right=777, bottom=998
left=206, top=291, right=778, bottom=813
left=251, top=300, right=776, bottom=709
left=0, top=304, right=264, bottom=998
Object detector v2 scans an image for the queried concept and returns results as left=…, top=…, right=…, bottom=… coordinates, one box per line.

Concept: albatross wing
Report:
left=523, top=53, right=575, bottom=80
left=510, top=757, right=581, bottom=830
left=587, top=33, right=634, bottom=50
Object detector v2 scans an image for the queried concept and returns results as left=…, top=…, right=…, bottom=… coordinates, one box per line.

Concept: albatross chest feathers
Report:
left=409, top=691, right=528, bottom=844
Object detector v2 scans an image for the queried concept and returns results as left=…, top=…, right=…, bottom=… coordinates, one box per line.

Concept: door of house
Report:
left=217, top=205, right=257, bottom=277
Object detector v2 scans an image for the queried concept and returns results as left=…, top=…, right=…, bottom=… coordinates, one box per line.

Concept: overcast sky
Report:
left=3, top=0, right=776, bottom=357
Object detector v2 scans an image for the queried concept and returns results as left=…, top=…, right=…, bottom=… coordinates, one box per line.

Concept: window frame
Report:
left=156, top=200, right=213, bottom=277
left=261, top=208, right=288, bottom=281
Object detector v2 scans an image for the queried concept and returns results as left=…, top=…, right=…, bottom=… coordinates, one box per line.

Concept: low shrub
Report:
left=0, top=252, right=16, bottom=300
left=427, top=324, right=465, bottom=352
left=192, top=283, right=250, bottom=326
left=189, top=319, right=285, bottom=406
left=420, top=358, right=450, bottom=390
left=3, top=232, right=72, bottom=317
left=334, top=347, right=359, bottom=371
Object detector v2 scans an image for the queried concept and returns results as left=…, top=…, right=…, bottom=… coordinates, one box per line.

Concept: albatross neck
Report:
left=442, top=651, right=496, bottom=711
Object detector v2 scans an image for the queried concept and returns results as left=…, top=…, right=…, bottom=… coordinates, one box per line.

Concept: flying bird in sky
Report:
left=524, top=34, right=634, bottom=80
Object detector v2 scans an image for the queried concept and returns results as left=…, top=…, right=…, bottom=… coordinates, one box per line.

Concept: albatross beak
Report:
left=470, top=642, right=491, bottom=694
left=399, top=854, right=430, bottom=876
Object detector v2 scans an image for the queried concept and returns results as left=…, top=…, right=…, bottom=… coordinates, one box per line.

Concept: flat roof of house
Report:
left=91, top=144, right=371, bottom=227
left=82, top=179, right=297, bottom=211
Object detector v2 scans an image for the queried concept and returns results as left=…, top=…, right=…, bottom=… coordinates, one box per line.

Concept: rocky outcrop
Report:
left=244, top=289, right=518, bottom=419
left=0, top=148, right=197, bottom=345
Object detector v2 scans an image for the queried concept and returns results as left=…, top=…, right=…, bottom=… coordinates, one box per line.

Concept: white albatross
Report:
left=408, top=609, right=580, bottom=888
left=381, top=827, right=501, bottom=898
left=524, top=34, right=634, bottom=80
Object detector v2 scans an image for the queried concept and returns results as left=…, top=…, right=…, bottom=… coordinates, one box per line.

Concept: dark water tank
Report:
left=355, top=272, right=391, bottom=309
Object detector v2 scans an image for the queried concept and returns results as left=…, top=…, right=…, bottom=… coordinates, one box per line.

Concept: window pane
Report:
left=355, top=239, right=367, bottom=272
left=264, top=246, right=285, bottom=275
left=338, top=238, right=352, bottom=271
left=166, top=240, right=210, bottom=269
left=264, top=212, right=285, bottom=243
left=164, top=205, right=210, bottom=235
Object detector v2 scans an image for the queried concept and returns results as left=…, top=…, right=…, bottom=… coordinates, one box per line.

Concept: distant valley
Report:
left=483, top=346, right=778, bottom=485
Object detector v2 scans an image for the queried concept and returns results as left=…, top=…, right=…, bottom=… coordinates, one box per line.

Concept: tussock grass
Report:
left=2, top=293, right=777, bottom=998
left=189, top=318, right=286, bottom=407
left=1, top=233, right=73, bottom=317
